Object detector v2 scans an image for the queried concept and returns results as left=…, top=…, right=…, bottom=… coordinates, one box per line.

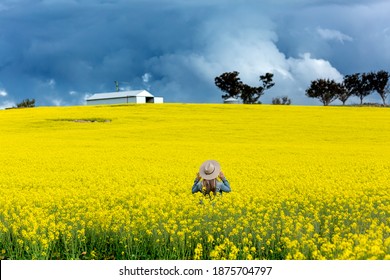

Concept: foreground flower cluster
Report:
left=0, top=104, right=389, bottom=260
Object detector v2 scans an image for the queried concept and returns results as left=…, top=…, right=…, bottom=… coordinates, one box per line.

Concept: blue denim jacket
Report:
left=192, top=178, right=231, bottom=194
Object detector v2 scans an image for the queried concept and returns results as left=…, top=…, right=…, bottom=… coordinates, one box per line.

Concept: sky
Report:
left=1, top=0, right=390, bottom=108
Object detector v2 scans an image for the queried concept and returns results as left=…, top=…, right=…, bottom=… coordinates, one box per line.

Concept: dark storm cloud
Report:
left=0, top=0, right=389, bottom=107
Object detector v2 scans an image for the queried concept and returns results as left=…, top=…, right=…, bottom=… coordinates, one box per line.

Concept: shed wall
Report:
left=136, top=96, right=146, bottom=103
left=86, top=97, right=137, bottom=105
left=154, top=97, right=164, bottom=103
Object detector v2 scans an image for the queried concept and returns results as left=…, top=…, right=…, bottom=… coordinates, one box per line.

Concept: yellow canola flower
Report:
left=0, top=104, right=389, bottom=260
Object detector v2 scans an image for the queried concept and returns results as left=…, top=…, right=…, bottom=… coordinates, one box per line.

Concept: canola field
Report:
left=0, top=104, right=389, bottom=260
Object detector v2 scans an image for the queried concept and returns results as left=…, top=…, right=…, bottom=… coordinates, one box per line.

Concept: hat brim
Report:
left=199, top=160, right=221, bottom=180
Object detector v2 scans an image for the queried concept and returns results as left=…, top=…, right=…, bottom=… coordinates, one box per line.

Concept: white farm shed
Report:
left=85, top=90, right=163, bottom=105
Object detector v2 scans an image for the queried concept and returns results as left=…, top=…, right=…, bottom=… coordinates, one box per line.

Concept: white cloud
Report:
left=50, top=98, right=63, bottom=106
left=36, top=78, right=57, bottom=89
left=147, top=11, right=345, bottom=104
left=48, top=79, right=56, bottom=88
left=120, top=85, right=132, bottom=91
left=142, top=73, right=152, bottom=90
left=142, top=73, right=152, bottom=83
left=317, top=27, right=353, bottom=43
left=0, top=100, right=15, bottom=109
left=287, top=53, right=344, bottom=83
left=82, top=93, right=92, bottom=104
left=0, top=89, right=7, bottom=97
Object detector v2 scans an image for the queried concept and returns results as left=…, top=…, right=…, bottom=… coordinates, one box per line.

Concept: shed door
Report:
left=146, top=97, right=154, bottom=103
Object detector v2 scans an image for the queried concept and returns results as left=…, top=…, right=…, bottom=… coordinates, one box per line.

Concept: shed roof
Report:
left=86, top=90, right=154, bottom=101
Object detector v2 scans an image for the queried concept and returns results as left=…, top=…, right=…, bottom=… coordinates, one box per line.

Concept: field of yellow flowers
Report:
left=0, top=103, right=389, bottom=260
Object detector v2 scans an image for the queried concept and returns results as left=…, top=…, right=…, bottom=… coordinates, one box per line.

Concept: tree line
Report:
left=215, top=70, right=390, bottom=106
left=306, top=70, right=389, bottom=106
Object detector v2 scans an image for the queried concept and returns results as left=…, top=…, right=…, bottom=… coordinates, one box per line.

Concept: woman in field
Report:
left=192, top=160, right=231, bottom=197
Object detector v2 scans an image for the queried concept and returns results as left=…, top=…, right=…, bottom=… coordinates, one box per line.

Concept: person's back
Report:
left=192, top=160, right=231, bottom=197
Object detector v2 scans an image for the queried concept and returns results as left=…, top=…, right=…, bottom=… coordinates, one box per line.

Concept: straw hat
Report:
left=199, top=160, right=221, bottom=180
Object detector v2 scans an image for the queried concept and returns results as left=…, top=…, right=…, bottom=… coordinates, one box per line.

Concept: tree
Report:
left=342, top=73, right=360, bottom=105
left=16, top=98, right=35, bottom=108
left=254, top=73, right=275, bottom=104
left=214, top=71, right=243, bottom=100
left=272, top=96, right=291, bottom=105
left=305, top=79, right=342, bottom=106
left=260, top=73, right=275, bottom=90
left=369, top=70, right=389, bottom=105
left=215, top=71, right=275, bottom=104
left=354, top=72, right=374, bottom=105
left=385, top=83, right=390, bottom=106
left=240, top=73, right=275, bottom=104
left=240, top=84, right=259, bottom=104
left=337, top=85, right=350, bottom=106
left=281, top=96, right=291, bottom=105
